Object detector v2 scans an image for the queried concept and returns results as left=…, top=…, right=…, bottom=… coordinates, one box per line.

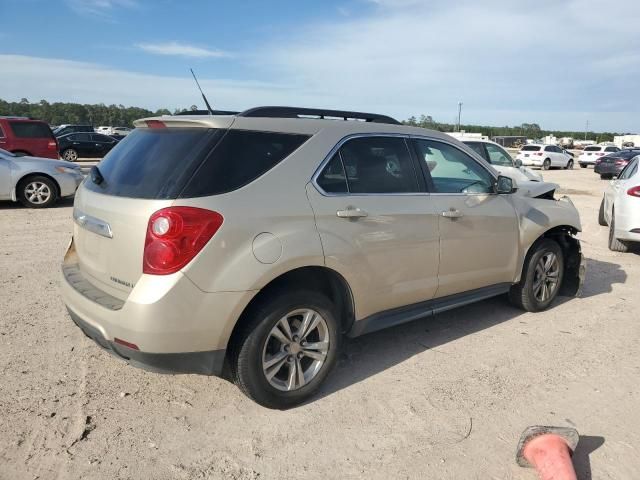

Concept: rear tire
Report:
left=17, top=175, right=58, bottom=208
left=542, top=159, right=551, bottom=170
left=230, top=290, right=340, bottom=409
left=598, top=199, right=607, bottom=226
left=62, top=148, right=78, bottom=162
left=600, top=174, right=612, bottom=180
left=509, top=239, right=564, bottom=312
left=580, top=164, right=587, bottom=168
left=608, top=212, right=629, bottom=252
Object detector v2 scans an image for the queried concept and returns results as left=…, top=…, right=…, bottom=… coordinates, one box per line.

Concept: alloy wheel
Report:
left=533, top=252, right=560, bottom=302
left=262, top=308, right=330, bottom=392
left=64, top=149, right=78, bottom=161
left=24, top=181, right=52, bottom=205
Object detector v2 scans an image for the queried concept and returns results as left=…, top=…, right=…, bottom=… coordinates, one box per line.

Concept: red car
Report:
left=0, top=117, right=59, bottom=159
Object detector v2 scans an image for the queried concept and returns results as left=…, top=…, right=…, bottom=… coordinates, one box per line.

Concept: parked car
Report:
left=53, top=125, right=94, bottom=138
left=111, top=127, right=132, bottom=137
left=0, top=117, right=59, bottom=159
left=578, top=145, right=620, bottom=168
left=516, top=145, right=573, bottom=170
left=61, top=106, right=584, bottom=408
left=598, top=155, right=640, bottom=252
left=58, top=132, right=119, bottom=161
left=594, top=149, right=640, bottom=179
left=460, top=138, right=544, bottom=183
left=0, top=148, right=84, bottom=208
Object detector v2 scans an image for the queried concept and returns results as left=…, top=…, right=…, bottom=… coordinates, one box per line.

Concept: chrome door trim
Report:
left=73, top=209, right=113, bottom=238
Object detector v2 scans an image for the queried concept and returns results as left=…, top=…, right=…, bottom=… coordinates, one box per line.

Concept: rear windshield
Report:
left=521, top=145, right=541, bottom=151
left=85, top=128, right=309, bottom=199
left=9, top=121, right=53, bottom=139
left=584, top=146, right=600, bottom=152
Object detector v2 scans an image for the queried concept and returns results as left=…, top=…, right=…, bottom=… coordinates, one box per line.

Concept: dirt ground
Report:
left=1, top=167, right=638, bottom=480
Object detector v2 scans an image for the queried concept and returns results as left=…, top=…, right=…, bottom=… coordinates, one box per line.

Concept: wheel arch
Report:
left=517, top=225, right=583, bottom=296
left=14, top=172, right=61, bottom=201
left=225, top=265, right=355, bottom=356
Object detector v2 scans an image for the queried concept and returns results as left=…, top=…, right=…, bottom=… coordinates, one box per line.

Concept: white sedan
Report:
left=599, top=155, right=640, bottom=252
left=516, top=145, right=573, bottom=170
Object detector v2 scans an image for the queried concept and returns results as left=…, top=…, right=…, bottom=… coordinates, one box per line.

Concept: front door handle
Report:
left=441, top=209, right=464, bottom=219
left=337, top=207, right=368, bottom=219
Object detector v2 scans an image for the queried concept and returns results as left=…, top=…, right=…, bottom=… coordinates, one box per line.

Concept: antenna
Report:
left=190, top=68, right=214, bottom=115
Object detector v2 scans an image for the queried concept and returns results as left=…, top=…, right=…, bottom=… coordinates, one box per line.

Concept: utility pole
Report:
left=457, top=102, right=463, bottom=132
left=584, top=120, right=589, bottom=140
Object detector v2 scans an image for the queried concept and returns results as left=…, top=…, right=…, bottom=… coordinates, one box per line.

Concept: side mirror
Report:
left=515, top=159, right=523, bottom=168
left=495, top=175, right=515, bottom=194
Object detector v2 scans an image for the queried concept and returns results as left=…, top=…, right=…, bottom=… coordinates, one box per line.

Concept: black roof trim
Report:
left=175, top=109, right=239, bottom=116
left=237, top=106, right=401, bottom=125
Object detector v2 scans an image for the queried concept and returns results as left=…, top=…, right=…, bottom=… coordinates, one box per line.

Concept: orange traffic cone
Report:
left=516, top=426, right=580, bottom=480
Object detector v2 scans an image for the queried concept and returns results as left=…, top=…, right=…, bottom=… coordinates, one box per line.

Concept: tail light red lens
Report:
left=615, top=160, right=626, bottom=166
left=627, top=186, right=640, bottom=198
left=143, top=207, right=223, bottom=275
left=47, top=140, right=58, bottom=150
left=535, top=152, right=543, bottom=156
left=145, top=120, right=166, bottom=129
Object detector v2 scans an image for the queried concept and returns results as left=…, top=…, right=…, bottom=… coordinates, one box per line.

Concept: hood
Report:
left=16, top=155, right=80, bottom=170
left=513, top=180, right=559, bottom=198
left=494, top=165, right=543, bottom=184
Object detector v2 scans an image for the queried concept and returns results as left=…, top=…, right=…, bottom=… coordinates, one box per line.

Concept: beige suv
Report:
left=61, top=107, right=585, bottom=409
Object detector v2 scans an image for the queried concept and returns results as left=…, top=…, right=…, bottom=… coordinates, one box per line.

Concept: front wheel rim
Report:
left=533, top=252, right=560, bottom=302
left=24, top=182, right=51, bottom=205
left=262, top=308, right=330, bottom=392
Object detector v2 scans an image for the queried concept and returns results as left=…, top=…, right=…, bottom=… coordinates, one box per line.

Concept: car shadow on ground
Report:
left=314, top=257, right=626, bottom=402
left=0, top=197, right=74, bottom=210
left=573, top=435, right=605, bottom=480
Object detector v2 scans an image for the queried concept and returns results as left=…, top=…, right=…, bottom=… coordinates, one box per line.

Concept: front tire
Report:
left=542, top=159, right=551, bottom=170
left=566, top=160, right=574, bottom=170
left=62, top=148, right=78, bottom=162
left=17, top=176, right=58, bottom=208
left=580, top=164, right=587, bottom=168
left=230, top=290, right=340, bottom=409
left=598, top=199, right=607, bottom=226
left=608, top=212, right=629, bottom=252
left=509, top=239, right=564, bottom=312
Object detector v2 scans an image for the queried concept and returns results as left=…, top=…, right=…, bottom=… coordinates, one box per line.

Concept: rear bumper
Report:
left=578, top=158, right=596, bottom=165
left=519, top=158, right=543, bottom=167
left=594, top=164, right=623, bottom=175
left=68, top=308, right=226, bottom=375
left=61, top=242, right=256, bottom=376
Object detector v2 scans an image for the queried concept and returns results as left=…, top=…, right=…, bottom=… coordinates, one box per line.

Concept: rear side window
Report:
left=181, top=130, right=310, bottom=197
left=604, top=146, right=618, bottom=152
left=85, top=128, right=223, bottom=199
left=485, top=144, right=513, bottom=166
left=8, top=121, right=53, bottom=139
left=521, top=145, right=541, bottom=151
left=316, top=153, right=348, bottom=193
left=464, top=142, right=487, bottom=160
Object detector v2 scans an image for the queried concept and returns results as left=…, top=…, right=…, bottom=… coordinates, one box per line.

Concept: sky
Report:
left=0, top=0, right=638, bottom=132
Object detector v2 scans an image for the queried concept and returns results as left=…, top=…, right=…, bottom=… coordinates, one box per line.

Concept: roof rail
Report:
left=0, top=116, right=33, bottom=120
left=175, top=109, right=239, bottom=116
left=238, top=106, right=401, bottom=125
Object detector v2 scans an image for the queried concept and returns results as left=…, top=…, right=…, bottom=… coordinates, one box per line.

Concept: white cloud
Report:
left=257, top=0, right=640, bottom=131
left=67, top=0, right=138, bottom=17
left=135, top=42, right=229, bottom=59
left=0, top=54, right=323, bottom=113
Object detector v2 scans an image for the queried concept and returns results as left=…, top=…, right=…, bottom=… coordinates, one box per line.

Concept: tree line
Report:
left=0, top=98, right=197, bottom=128
left=0, top=99, right=619, bottom=141
left=403, top=114, right=618, bottom=142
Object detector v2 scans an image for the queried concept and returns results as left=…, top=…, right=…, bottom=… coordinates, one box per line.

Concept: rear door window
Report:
left=8, top=121, right=53, bottom=139
left=338, top=136, right=420, bottom=194
left=181, top=130, right=310, bottom=197
left=75, top=133, right=91, bottom=142
left=605, top=146, right=618, bottom=152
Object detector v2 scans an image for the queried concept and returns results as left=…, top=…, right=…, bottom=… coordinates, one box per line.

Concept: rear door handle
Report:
left=441, top=209, right=464, bottom=219
left=336, top=207, right=368, bottom=219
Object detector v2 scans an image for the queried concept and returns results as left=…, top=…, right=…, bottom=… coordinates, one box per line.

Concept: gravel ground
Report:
left=1, top=167, right=638, bottom=480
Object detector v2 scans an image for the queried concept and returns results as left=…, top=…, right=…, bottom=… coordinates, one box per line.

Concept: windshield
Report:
left=521, top=145, right=541, bottom=151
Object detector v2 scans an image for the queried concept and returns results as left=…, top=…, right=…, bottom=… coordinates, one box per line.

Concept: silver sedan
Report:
left=0, top=148, right=84, bottom=208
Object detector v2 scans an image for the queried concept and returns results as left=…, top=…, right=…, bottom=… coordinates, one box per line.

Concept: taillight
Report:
left=628, top=186, right=640, bottom=198
left=615, top=160, right=627, bottom=166
left=47, top=139, right=57, bottom=150
left=143, top=207, right=223, bottom=275
left=535, top=152, right=543, bottom=156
